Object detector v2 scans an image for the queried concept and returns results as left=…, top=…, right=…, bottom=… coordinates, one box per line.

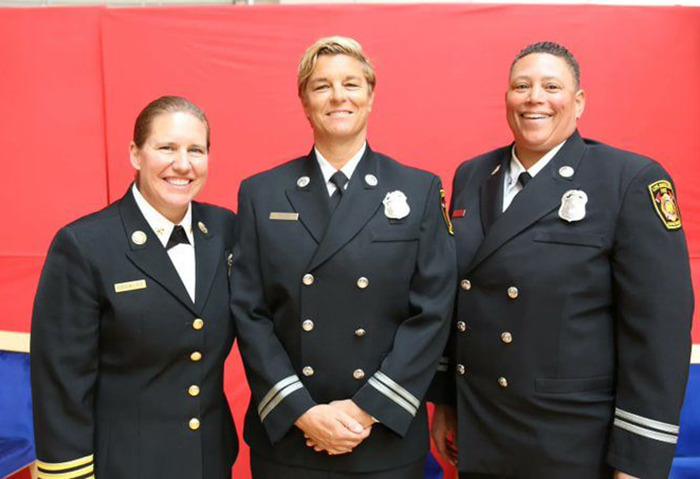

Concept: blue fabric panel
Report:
left=425, top=451, right=444, bottom=479
left=670, top=364, right=700, bottom=479
left=0, top=350, right=35, bottom=477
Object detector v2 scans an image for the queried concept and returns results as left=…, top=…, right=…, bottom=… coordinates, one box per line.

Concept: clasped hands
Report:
left=295, top=399, right=376, bottom=455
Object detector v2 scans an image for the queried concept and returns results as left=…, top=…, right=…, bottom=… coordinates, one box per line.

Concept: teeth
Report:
left=166, top=178, right=190, bottom=186
left=328, top=111, right=352, bottom=117
left=523, top=114, right=548, bottom=119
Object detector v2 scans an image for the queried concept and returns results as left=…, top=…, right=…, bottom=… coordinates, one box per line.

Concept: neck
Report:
left=314, top=134, right=366, bottom=170
left=514, top=147, right=544, bottom=170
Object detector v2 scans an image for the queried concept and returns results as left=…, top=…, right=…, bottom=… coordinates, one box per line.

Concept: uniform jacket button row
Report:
left=192, top=318, right=204, bottom=330
left=302, top=274, right=370, bottom=289
left=189, top=418, right=200, bottom=430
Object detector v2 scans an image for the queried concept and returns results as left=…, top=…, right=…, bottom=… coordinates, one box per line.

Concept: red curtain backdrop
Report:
left=1, top=5, right=699, bottom=478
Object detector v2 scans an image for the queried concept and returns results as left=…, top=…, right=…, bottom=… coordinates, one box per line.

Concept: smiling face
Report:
left=129, top=111, right=208, bottom=223
left=506, top=53, right=585, bottom=166
left=301, top=54, right=374, bottom=145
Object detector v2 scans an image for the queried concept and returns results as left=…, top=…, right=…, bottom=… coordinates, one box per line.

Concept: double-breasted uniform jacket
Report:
left=31, top=188, right=238, bottom=479
left=231, top=146, right=456, bottom=472
left=431, top=131, right=693, bottom=479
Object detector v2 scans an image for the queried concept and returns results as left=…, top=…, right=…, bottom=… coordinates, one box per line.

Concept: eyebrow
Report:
left=309, top=75, right=363, bottom=83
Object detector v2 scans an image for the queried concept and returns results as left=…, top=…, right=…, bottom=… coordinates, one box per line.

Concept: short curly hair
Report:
left=511, top=41, right=581, bottom=89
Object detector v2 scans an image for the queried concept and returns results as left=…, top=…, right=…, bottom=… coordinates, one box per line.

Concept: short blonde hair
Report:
left=297, top=36, right=376, bottom=98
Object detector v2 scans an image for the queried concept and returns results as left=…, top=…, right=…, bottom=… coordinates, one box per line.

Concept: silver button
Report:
left=356, top=277, right=369, bottom=289
left=456, top=321, right=467, bottom=333
left=302, top=319, right=314, bottom=332
left=559, top=166, right=574, bottom=178
left=354, top=328, right=367, bottom=338
left=460, top=279, right=472, bottom=291
left=297, top=176, right=310, bottom=188
left=302, top=274, right=314, bottom=286
left=456, top=364, right=466, bottom=375
left=498, top=376, right=509, bottom=388
left=302, top=366, right=314, bottom=377
left=507, top=286, right=519, bottom=299
left=501, top=332, right=513, bottom=344
left=353, top=369, right=365, bottom=380
left=364, top=174, right=378, bottom=186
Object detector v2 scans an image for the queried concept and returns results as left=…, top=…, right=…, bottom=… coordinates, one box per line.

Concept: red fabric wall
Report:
left=2, top=5, right=699, bottom=478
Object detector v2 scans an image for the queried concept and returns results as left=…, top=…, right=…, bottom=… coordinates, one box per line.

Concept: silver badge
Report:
left=364, top=174, right=378, bottom=187
left=383, top=191, right=410, bottom=220
left=559, top=166, right=575, bottom=178
left=491, top=164, right=501, bottom=176
left=131, top=230, right=147, bottom=245
left=559, top=190, right=588, bottom=222
left=198, top=221, right=209, bottom=235
left=297, top=176, right=310, bottom=188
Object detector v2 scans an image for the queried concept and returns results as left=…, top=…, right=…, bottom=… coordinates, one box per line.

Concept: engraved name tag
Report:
left=269, top=212, right=299, bottom=221
left=114, top=279, right=147, bottom=293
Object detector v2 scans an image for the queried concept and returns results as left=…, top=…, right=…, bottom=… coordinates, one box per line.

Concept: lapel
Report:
left=192, top=204, right=222, bottom=314
left=284, top=150, right=331, bottom=244
left=479, top=152, right=509, bottom=234
left=307, top=146, right=384, bottom=272
left=468, top=131, right=586, bottom=272
left=119, top=187, right=197, bottom=315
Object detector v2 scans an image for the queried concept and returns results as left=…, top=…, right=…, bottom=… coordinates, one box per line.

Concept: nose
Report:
left=527, top=85, right=545, bottom=103
left=172, top=149, right=192, bottom=172
left=330, top=84, right=347, bottom=102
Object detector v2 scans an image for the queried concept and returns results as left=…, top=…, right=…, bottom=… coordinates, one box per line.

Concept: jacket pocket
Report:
left=533, top=231, right=604, bottom=248
left=535, top=375, right=613, bottom=394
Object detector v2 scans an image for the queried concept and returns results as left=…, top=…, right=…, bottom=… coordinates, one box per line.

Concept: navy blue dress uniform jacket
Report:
left=431, top=131, right=693, bottom=479
left=31, top=188, right=238, bottom=479
left=231, top=147, right=457, bottom=472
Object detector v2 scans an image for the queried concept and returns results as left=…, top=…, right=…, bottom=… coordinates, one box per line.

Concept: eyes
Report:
left=157, top=144, right=207, bottom=155
left=311, top=81, right=363, bottom=93
left=512, top=82, right=563, bottom=92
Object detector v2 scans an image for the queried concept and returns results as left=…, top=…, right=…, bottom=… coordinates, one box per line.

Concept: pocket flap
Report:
left=533, top=231, right=604, bottom=248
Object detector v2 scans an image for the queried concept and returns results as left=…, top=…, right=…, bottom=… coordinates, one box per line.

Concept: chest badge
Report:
left=383, top=191, right=410, bottom=220
left=558, top=190, right=588, bottom=222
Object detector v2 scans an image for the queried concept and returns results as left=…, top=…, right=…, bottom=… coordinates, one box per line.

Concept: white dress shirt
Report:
left=132, top=184, right=196, bottom=302
left=315, top=142, right=367, bottom=197
left=502, top=140, right=566, bottom=212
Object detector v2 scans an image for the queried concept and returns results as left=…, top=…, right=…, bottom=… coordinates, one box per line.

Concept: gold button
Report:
left=501, top=332, right=513, bottom=344
left=189, top=418, right=200, bottom=430
left=354, top=328, right=367, bottom=338
left=456, top=321, right=467, bottom=333
left=302, top=274, right=314, bottom=286
left=498, top=376, right=509, bottom=388
left=302, top=319, right=314, bottom=332
left=302, top=366, right=314, bottom=377
left=353, top=369, right=365, bottom=380
left=507, top=286, right=519, bottom=299
left=192, top=318, right=204, bottom=330
left=460, top=279, right=472, bottom=291
left=356, top=277, right=369, bottom=289
left=188, top=385, right=200, bottom=397
left=190, top=351, right=202, bottom=362
left=456, top=364, right=466, bottom=375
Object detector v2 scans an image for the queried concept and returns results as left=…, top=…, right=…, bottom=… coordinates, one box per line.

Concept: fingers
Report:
left=335, top=411, right=364, bottom=434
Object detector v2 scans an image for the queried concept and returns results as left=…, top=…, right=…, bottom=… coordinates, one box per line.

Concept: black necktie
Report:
left=166, top=225, right=190, bottom=250
left=518, top=171, right=533, bottom=188
left=330, top=171, right=349, bottom=210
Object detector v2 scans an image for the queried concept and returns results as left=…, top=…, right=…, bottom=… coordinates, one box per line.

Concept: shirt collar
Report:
left=315, top=141, right=367, bottom=185
left=131, top=183, right=193, bottom=248
left=508, top=139, right=567, bottom=187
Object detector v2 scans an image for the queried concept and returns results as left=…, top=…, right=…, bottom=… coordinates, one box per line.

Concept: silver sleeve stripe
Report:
left=614, top=418, right=678, bottom=444
left=374, top=371, right=420, bottom=409
left=368, top=377, right=418, bottom=416
left=615, top=408, right=679, bottom=434
left=257, top=375, right=300, bottom=417
left=259, top=381, right=305, bottom=422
